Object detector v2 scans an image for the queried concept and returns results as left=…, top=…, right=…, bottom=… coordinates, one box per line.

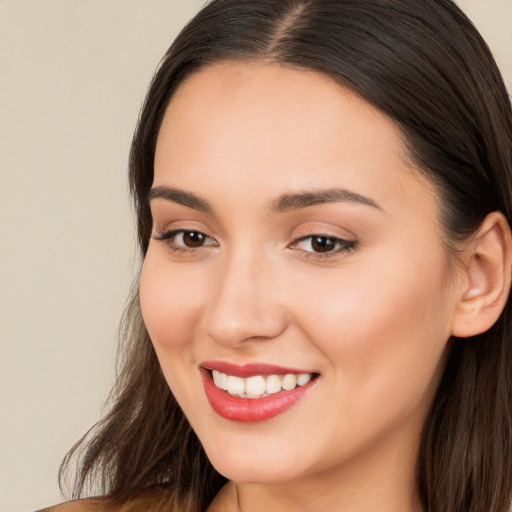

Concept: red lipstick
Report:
left=201, top=361, right=311, bottom=377
left=200, top=363, right=317, bottom=422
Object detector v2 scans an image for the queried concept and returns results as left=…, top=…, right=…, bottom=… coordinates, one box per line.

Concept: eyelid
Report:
left=286, top=220, right=359, bottom=260
left=153, top=228, right=219, bottom=255
left=290, top=221, right=356, bottom=240
left=151, top=217, right=218, bottom=244
left=154, top=228, right=216, bottom=242
left=289, top=234, right=357, bottom=256
left=152, top=223, right=358, bottom=259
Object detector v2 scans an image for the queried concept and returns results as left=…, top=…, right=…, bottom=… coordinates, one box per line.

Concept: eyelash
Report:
left=154, top=229, right=218, bottom=255
left=290, top=234, right=358, bottom=259
left=153, top=229, right=358, bottom=259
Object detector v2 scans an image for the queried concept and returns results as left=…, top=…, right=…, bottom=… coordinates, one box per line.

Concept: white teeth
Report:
left=226, top=375, right=245, bottom=395
left=265, top=374, right=282, bottom=394
left=212, top=370, right=228, bottom=390
left=219, top=371, right=228, bottom=390
left=297, top=373, right=311, bottom=386
left=211, top=370, right=314, bottom=398
left=282, top=374, right=297, bottom=390
left=245, top=375, right=266, bottom=396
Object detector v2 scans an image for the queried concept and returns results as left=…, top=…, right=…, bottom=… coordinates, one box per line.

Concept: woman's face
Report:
left=140, top=62, right=459, bottom=486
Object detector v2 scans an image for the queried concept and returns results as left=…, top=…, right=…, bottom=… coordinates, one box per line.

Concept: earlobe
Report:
left=451, top=212, right=512, bottom=338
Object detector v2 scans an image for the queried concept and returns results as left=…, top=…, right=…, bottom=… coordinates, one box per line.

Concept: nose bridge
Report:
left=203, top=244, right=286, bottom=346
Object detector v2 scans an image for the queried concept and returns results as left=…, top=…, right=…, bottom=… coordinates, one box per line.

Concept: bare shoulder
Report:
left=37, top=498, right=109, bottom=512
left=36, top=488, right=174, bottom=512
left=35, top=498, right=108, bottom=512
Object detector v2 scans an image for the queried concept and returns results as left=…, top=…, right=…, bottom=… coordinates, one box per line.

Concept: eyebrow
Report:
left=147, top=185, right=381, bottom=214
left=148, top=186, right=212, bottom=213
left=269, top=188, right=382, bottom=213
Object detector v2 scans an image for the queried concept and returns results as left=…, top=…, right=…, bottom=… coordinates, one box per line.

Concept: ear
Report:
left=451, top=212, right=512, bottom=338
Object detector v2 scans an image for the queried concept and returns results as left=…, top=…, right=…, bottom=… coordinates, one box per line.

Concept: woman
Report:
left=43, top=0, right=512, bottom=511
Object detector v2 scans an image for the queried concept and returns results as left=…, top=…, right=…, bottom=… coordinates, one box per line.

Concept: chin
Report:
left=204, top=443, right=306, bottom=484
left=211, top=460, right=298, bottom=484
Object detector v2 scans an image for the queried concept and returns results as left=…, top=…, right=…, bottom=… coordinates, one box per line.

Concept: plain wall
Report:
left=0, top=1, right=510, bottom=511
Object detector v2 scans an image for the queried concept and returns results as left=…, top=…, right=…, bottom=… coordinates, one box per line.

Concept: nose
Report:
left=201, top=250, right=287, bottom=347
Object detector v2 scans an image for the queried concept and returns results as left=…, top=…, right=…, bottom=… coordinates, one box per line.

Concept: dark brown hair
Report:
left=60, top=1, right=512, bottom=511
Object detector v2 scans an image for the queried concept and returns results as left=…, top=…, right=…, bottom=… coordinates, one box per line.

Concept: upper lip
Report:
left=201, top=360, right=316, bottom=378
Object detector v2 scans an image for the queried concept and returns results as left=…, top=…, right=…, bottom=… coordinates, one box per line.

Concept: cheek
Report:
left=139, top=252, right=204, bottom=354
left=139, top=251, right=210, bottom=415
left=293, top=246, right=453, bottom=408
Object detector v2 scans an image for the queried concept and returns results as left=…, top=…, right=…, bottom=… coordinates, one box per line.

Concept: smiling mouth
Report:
left=200, top=365, right=319, bottom=422
left=211, top=369, right=314, bottom=398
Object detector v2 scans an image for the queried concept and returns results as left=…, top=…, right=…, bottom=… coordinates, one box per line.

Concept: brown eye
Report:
left=182, top=231, right=206, bottom=247
left=154, top=229, right=217, bottom=251
left=310, top=236, right=336, bottom=253
left=292, top=234, right=357, bottom=256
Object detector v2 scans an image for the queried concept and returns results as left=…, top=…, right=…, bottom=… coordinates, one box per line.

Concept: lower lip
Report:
left=200, top=368, right=316, bottom=422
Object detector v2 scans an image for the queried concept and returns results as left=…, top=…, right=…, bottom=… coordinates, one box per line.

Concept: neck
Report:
left=208, top=422, right=424, bottom=512
left=236, top=463, right=421, bottom=512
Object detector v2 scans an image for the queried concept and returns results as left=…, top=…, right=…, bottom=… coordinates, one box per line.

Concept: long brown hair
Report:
left=60, top=1, right=512, bottom=511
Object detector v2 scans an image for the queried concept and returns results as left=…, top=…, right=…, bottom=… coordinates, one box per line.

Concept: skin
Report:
left=139, top=62, right=470, bottom=512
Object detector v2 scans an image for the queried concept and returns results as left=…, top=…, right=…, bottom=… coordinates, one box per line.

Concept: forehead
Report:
left=158, top=61, right=406, bottom=163
left=154, top=61, right=438, bottom=224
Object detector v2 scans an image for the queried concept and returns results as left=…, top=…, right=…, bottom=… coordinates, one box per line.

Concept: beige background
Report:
left=1, top=1, right=510, bottom=511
